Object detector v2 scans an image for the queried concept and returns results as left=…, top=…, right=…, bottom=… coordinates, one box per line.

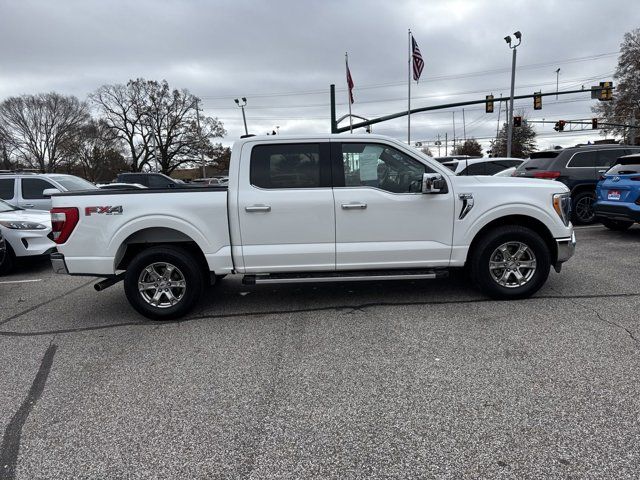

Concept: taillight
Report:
left=533, top=171, right=561, bottom=179
left=50, top=207, right=79, bottom=244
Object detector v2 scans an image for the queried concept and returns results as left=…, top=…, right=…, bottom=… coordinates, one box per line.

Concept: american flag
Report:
left=412, top=36, right=424, bottom=82
left=346, top=61, right=355, bottom=104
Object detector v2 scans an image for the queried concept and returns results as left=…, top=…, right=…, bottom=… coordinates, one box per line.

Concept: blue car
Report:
left=594, top=154, right=640, bottom=231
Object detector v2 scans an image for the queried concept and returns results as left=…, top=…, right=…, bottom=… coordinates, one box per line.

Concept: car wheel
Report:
left=601, top=219, right=634, bottom=231
left=0, top=242, right=15, bottom=275
left=470, top=225, right=551, bottom=300
left=572, top=191, right=596, bottom=225
left=124, top=246, right=205, bottom=320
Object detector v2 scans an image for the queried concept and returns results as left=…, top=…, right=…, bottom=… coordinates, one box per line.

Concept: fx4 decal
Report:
left=85, top=206, right=123, bottom=216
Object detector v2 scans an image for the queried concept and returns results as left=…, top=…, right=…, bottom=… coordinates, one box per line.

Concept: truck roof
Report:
left=232, top=133, right=402, bottom=148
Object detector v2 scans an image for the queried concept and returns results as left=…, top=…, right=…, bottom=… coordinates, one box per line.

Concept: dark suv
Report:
left=513, top=144, right=640, bottom=224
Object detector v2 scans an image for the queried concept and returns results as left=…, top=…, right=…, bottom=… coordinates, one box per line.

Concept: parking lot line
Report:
left=0, top=279, right=42, bottom=285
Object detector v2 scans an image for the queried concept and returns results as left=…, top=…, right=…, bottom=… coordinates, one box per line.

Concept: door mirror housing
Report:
left=422, top=173, right=447, bottom=194
left=42, top=188, right=61, bottom=197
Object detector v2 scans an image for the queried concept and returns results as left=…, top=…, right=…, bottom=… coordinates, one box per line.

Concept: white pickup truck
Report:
left=50, top=134, right=575, bottom=319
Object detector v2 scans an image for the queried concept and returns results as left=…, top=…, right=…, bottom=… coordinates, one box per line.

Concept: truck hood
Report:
left=468, top=175, right=569, bottom=192
left=0, top=208, right=52, bottom=227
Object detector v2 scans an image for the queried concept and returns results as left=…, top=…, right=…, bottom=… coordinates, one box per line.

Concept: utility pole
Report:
left=195, top=98, right=206, bottom=178
left=505, top=31, right=522, bottom=158
left=437, top=133, right=441, bottom=156
left=234, top=97, right=248, bottom=135
left=445, top=132, right=448, bottom=156
left=496, top=93, right=503, bottom=149
left=462, top=108, right=466, bottom=142
left=452, top=112, right=456, bottom=151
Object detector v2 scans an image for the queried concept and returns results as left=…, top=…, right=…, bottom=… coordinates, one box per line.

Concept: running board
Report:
left=242, top=269, right=448, bottom=285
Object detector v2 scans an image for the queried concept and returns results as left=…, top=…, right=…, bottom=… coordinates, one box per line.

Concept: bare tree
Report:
left=89, top=79, right=153, bottom=172
left=0, top=93, right=89, bottom=172
left=63, top=119, right=128, bottom=182
left=143, top=80, right=226, bottom=174
left=420, top=146, right=434, bottom=157
left=593, top=28, right=640, bottom=144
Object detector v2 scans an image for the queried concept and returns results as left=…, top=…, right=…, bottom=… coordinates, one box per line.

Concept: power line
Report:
left=200, top=51, right=618, bottom=101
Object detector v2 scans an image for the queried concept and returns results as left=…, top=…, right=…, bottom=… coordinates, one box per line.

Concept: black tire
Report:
left=0, top=242, right=15, bottom=276
left=215, top=274, right=227, bottom=282
left=601, top=218, right=634, bottom=231
left=470, top=225, right=551, bottom=300
left=572, top=191, right=596, bottom=225
left=124, top=246, right=204, bottom=320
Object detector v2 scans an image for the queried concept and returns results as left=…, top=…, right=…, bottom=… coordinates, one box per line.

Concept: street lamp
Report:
left=505, top=31, right=522, bottom=158
left=234, top=97, right=248, bottom=136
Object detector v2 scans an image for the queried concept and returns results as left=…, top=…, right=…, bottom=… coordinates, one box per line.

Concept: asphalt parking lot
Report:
left=1, top=225, right=639, bottom=479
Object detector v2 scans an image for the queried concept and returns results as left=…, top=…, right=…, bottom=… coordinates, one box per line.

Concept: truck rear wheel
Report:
left=470, top=225, right=550, bottom=300
left=124, top=246, right=204, bottom=320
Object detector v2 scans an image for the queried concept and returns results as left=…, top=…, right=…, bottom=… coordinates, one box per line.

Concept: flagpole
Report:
left=346, top=52, right=353, bottom=134
left=407, top=29, right=411, bottom=145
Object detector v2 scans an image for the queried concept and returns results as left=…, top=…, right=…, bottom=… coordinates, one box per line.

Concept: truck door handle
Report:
left=22, top=204, right=35, bottom=208
left=341, top=203, right=367, bottom=210
left=245, top=205, right=271, bottom=212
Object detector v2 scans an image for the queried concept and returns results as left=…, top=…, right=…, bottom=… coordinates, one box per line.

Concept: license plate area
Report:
left=608, top=190, right=621, bottom=200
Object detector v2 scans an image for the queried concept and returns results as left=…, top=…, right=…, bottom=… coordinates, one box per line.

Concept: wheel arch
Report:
left=465, top=215, right=558, bottom=265
left=114, top=227, right=209, bottom=278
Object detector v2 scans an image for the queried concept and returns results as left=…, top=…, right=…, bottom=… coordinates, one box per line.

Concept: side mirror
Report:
left=42, top=188, right=61, bottom=197
left=422, top=173, right=447, bottom=194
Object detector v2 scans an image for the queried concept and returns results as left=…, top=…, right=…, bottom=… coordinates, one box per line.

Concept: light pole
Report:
left=555, top=68, right=561, bottom=100
left=234, top=97, right=248, bottom=136
left=505, top=31, right=521, bottom=158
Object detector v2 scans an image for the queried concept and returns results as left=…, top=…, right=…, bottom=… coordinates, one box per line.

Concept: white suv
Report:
left=0, top=172, right=98, bottom=211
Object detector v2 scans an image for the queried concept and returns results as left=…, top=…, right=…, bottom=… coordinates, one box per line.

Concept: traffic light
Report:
left=554, top=120, right=566, bottom=132
left=513, top=116, right=522, bottom=127
left=592, top=118, right=598, bottom=130
left=599, top=81, right=613, bottom=101
left=485, top=95, right=494, bottom=113
left=533, top=92, right=542, bottom=110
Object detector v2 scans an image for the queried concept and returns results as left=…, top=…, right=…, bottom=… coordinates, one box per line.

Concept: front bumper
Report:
left=50, top=252, right=69, bottom=274
left=555, top=231, right=576, bottom=270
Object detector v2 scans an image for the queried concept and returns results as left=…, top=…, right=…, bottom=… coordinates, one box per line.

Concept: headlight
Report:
left=0, top=221, right=47, bottom=230
left=552, top=193, right=571, bottom=226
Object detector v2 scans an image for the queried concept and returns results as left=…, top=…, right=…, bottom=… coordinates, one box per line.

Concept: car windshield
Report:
left=49, top=175, right=97, bottom=191
left=0, top=199, right=20, bottom=212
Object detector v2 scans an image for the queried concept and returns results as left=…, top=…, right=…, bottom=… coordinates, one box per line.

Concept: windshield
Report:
left=0, top=199, right=20, bottom=213
left=49, top=175, right=97, bottom=191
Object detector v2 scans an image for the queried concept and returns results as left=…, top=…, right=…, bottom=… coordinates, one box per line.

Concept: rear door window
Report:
left=597, top=150, right=627, bottom=168
left=567, top=152, right=596, bottom=168
left=462, top=162, right=487, bottom=175
left=251, top=143, right=329, bottom=189
left=0, top=179, right=15, bottom=200
left=147, top=175, right=172, bottom=188
left=21, top=178, right=55, bottom=199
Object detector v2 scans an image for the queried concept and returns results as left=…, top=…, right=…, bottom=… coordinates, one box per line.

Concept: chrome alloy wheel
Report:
left=138, top=262, right=186, bottom=308
left=488, top=242, right=537, bottom=288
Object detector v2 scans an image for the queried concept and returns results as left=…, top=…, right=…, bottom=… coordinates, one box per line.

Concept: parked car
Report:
left=0, top=172, right=98, bottom=211
left=0, top=199, right=55, bottom=274
left=442, top=157, right=524, bottom=176
left=0, top=229, right=6, bottom=272
left=512, top=144, right=640, bottom=225
left=97, top=183, right=147, bottom=190
left=116, top=172, right=197, bottom=189
left=594, top=154, right=640, bottom=231
left=50, top=134, right=575, bottom=320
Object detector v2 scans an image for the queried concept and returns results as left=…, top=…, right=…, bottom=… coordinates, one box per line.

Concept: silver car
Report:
left=0, top=172, right=98, bottom=211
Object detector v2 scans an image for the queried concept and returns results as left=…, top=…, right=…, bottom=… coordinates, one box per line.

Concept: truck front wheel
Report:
left=124, top=246, right=204, bottom=320
left=469, top=225, right=551, bottom=300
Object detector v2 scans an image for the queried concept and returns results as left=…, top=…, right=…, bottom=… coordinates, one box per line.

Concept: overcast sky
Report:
left=1, top=0, right=638, bottom=153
